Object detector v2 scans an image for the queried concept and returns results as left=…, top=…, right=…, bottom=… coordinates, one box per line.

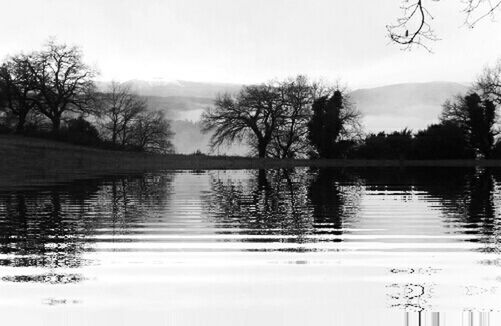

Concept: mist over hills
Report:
left=97, top=80, right=470, bottom=154
left=351, top=81, right=469, bottom=132
left=96, top=80, right=242, bottom=98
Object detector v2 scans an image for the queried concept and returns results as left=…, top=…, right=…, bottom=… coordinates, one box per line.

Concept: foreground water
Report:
left=0, top=167, right=500, bottom=325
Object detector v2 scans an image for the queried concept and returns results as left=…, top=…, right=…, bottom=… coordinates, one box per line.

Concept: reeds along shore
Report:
left=2, top=135, right=501, bottom=190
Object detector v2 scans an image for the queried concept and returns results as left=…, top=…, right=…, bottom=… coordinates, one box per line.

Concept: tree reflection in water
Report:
left=411, top=167, right=501, bottom=253
left=0, top=173, right=174, bottom=283
left=203, top=168, right=363, bottom=246
left=0, top=165, right=499, bottom=310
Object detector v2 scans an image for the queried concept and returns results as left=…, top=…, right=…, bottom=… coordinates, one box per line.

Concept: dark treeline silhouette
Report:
left=350, top=86, right=501, bottom=160
left=0, top=41, right=174, bottom=153
left=203, top=60, right=501, bottom=160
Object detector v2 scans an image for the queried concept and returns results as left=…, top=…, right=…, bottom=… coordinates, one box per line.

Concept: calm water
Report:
left=0, top=168, right=501, bottom=325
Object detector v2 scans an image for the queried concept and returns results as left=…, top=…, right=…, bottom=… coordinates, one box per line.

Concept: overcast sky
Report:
left=1, top=0, right=501, bottom=88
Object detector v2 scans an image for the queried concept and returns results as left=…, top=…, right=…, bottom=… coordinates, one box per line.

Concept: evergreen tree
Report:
left=308, top=91, right=344, bottom=158
left=442, top=92, right=498, bottom=158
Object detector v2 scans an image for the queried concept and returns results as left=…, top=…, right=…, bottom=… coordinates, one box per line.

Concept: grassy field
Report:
left=2, top=135, right=501, bottom=189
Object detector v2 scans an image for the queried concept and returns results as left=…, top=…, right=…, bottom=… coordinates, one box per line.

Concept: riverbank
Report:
left=2, top=135, right=501, bottom=189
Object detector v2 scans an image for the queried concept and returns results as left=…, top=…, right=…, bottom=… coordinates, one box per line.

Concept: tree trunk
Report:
left=257, top=142, right=267, bottom=158
left=16, top=113, right=27, bottom=133
left=257, top=169, right=269, bottom=190
left=111, top=121, right=118, bottom=145
left=51, top=116, right=61, bottom=134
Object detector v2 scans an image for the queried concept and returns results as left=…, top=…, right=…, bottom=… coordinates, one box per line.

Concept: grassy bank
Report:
left=2, top=135, right=501, bottom=189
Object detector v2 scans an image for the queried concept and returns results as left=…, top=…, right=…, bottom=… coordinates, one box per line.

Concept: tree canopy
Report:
left=308, top=90, right=361, bottom=158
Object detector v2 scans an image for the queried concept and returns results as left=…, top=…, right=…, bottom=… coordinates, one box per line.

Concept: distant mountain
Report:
left=351, top=82, right=469, bottom=132
left=144, top=96, right=213, bottom=120
left=96, top=80, right=242, bottom=121
left=97, top=80, right=471, bottom=154
left=96, top=79, right=242, bottom=98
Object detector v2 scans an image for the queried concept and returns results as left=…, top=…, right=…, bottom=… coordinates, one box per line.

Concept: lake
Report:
left=0, top=167, right=500, bottom=325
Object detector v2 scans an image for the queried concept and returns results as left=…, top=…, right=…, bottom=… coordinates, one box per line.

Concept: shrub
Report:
left=413, top=122, right=475, bottom=159
left=60, top=117, right=102, bottom=146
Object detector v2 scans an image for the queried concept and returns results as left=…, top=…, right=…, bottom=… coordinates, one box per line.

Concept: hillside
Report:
left=351, top=82, right=469, bottom=132
left=1, top=135, right=496, bottom=189
left=0, top=136, right=277, bottom=189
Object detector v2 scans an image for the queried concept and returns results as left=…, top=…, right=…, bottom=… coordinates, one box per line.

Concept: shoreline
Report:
left=2, top=135, right=501, bottom=189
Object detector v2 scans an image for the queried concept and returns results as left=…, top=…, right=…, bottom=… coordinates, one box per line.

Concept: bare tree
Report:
left=0, top=55, right=38, bottom=132
left=201, top=84, right=282, bottom=158
left=476, top=59, right=501, bottom=104
left=99, top=82, right=140, bottom=145
left=119, top=96, right=145, bottom=147
left=441, top=95, right=471, bottom=125
left=130, top=110, right=175, bottom=153
left=26, top=40, right=97, bottom=132
left=268, top=76, right=331, bottom=158
left=388, top=0, right=501, bottom=50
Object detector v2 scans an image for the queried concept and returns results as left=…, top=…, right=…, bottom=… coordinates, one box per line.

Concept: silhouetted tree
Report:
left=268, top=76, right=330, bottom=158
left=201, top=84, right=282, bottom=158
left=25, top=41, right=97, bottom=133
left=0, top=56, right=38, bottom=132
left=442, top=92, right=498, bottom=157
left=97, top=82, right=146, bottom=146
left=129, top=110, right=175, bottom=153
left=308, top=90, right=361, bottom=158
left=477, top=59, right=501, bottom=104
left=118, top=97, right=146, bottom=147
left=95, top=82, right=174, bottom=153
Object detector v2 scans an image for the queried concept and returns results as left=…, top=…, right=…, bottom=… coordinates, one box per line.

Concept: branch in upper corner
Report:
left=463, top=0, right=501, bottom=27
left=388, top=0, right=501, bottom=51
left=387, top=0, right=439, bottom=52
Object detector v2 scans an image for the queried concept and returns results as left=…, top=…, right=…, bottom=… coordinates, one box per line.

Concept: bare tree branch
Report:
left=388, top=0, right=501, bottom=50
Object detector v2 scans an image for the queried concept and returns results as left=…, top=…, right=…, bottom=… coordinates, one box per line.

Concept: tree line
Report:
left=202, top=63, right=501, bottom=160
left=3, top=40, right=501, bottom=160
left=0, top=41, right=174, bottom=153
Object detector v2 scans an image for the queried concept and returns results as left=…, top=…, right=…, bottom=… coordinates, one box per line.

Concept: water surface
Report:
left=0, top=167, right=500, bottom=325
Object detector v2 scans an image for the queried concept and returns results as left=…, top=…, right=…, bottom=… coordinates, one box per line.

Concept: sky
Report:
left=1, top=0, right=501, bottom=88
